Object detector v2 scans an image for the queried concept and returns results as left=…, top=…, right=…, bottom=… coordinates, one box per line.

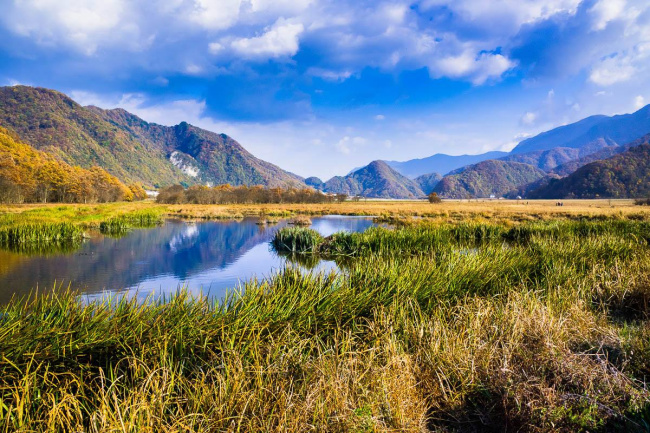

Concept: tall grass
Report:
left=0, top=222, right=83, bottom=252
left=1, top=219, right=650, bottom=431
left=271, top=227, right=323, bottom=253
left=99, top=210, right=163, bottom=235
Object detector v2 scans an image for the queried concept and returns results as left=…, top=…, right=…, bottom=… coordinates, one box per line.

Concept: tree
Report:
left=335, top=193, right=348, bottom=203
left=428, top=192, right=442, bottom=203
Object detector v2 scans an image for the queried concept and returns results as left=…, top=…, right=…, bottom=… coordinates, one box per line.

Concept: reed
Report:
left=0, top=222, right=83, bottom=247
left=270, top=227, right=323, bottom=253
left=99, top=210, right=163, bottom=235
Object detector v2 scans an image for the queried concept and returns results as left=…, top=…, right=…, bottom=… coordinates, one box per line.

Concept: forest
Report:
left=0, top=126, right=146, bottom=204
left=156, top=184, right=342, bottom=204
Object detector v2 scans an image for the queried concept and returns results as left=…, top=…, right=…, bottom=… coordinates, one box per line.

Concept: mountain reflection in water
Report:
left=0, top=216, right=374, bottom=303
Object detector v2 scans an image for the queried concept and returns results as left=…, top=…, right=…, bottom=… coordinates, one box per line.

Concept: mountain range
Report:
left=1, top=85, right=648, bottom=200
left=0, top=86, right=302, bottom=189
left=338, top=104, right=650, bottom=199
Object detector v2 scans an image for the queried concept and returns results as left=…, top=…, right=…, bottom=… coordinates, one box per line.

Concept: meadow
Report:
left=0, top=200, right=649, bottom=431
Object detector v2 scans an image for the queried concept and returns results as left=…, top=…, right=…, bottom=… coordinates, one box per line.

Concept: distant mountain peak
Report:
left=322, top=159, right=424, bottom=199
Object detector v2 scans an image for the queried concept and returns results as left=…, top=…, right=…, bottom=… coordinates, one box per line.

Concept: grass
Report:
left=271, top=226, right=324, bottom=253
left=98, top=210, right=163, bottom=235
left=0, top=217, right=649, bottom=431
left=0, top=222, right=84, bottom=253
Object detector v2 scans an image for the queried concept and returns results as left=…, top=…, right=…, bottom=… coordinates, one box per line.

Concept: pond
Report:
left=0, top=216, right=375, bottom=303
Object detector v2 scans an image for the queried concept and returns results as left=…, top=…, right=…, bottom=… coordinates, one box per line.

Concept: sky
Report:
left=0, top=0, right=649, bottom=179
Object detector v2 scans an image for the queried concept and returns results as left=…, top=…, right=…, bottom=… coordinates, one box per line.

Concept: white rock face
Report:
left=170, top=151, right=200, bottom=178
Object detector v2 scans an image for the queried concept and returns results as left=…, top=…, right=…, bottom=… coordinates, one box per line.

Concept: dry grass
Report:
left=2, top=199, right=647, bottom=227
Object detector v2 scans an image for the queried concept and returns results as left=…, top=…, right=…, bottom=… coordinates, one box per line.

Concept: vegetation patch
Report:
left=270, top=227, right=323, bottom=253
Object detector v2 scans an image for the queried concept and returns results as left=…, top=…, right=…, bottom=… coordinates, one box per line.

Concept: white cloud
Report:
left=589, top=54, right=637, bottom=85
left=230, top=18, right=304, bottom=59
left=419, top=0, right=582, bottom=32
left=186, top=0, right=242, bottom=30
left=520, top=111, right=538, bottom=125
left=431, top=50, right=516, bottom=85
left=307, top=68, right=354, bottom=81
left=589, top=0, right=626, bottom=31
left=375, top=114, right=385, bottom=120
left=635, top=95, right=646, bottom=109
left=336, top=136, right=352, bottom=154
left=4, top=0, right=138, bottom=55
left=185, top=64, right=203, bottom=75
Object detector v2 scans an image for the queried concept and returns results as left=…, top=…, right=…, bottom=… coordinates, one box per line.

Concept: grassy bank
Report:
left=1, top=218, right=649, bottom=431
left=1, top=199, right=648, bottom=226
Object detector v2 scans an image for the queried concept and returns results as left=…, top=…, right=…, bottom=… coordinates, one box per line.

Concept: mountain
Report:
left=433, top=160, right=546, bottom=199
left=0, top=86, right=303, bottom=188
left=383, top=151, right=508, bottom=178
left=0, top=126, right=131, bottom=203
left=528, top=139, right=650, bottom=199
left=500, top=146, right=617, bottom=172
left=549, top=134, right=647, bottom=176
left=91, top=107, right=303, bottom=188
left=415, top=172, right=442, bottom=194
left=323, top=160, right=424, bottom=199
left=304, top=176, right=324, bottom=189
left=511, top=105, right=650, bottom=155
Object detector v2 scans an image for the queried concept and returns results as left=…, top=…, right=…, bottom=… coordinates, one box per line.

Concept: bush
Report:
left=428, top=192, right=442, bottom=203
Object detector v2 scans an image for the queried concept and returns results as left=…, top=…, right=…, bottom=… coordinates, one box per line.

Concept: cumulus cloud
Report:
left=229, top=18, right=304, bottom=59
left=635, top=95, right=646, bottom=109
left=431, top=50, right=516, bottom=85
left=1, top=0, right=156, bottom=55
left=589, top=0, right=626, bottom=31
left=589, top=52, right=637, bottom=86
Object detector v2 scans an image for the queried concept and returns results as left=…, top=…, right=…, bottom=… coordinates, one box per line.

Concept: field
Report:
left=0, top=200, right=649, bottom=431
left=0, top=198, right=647, bottom=225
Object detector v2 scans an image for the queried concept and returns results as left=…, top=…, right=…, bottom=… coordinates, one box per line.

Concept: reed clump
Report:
left=271, top=226, right=323, bottom=253
left=0, top=222, right=83, bottom=248
left=99, top=210, right=163, bottom=235
left=1, top=218, right=650, bottom=431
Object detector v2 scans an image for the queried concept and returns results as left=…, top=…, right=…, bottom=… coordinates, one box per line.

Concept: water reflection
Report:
left=0, top=216, right=374, bottom=303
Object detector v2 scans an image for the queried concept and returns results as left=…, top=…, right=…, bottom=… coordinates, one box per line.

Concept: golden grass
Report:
left=1, top=199, right=647, bottom=227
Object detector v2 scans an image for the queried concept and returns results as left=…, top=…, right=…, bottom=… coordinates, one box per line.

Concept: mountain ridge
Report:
left=0, top=86, right=303, bottom=189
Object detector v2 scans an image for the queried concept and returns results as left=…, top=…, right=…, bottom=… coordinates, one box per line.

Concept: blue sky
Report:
left=1, top=0, right=649, bottom=179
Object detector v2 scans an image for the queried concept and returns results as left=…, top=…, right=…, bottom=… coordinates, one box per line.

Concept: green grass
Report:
left=99, top=210, right=163, bottom=235
left=1, top=219, right=650, bottom=431
left=271, top=226, right=324, bottom=253
left=0, top=222, right=84, bottom=253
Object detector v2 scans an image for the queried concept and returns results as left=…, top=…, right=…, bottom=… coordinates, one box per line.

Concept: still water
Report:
left=0, top=216, right=374, bottom=303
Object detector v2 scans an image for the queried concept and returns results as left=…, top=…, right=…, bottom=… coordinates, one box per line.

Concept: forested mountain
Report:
left=0, top=86, right=303, bottom=188
left=0, top=126, right=136, bottom=203
left=528, top=142, right=650, bottom=199
left=323, top=161, right=424, bottom=199
left=414, top=172, right=442, bottom=194
left=500, top=146, right=617, bottom=172
left=92, top=107, right=303, bottom=188
left=433, top=160, right=546, bottom=199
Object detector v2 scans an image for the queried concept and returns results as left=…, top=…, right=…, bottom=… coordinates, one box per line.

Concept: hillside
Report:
left=415, top=172, right=442, bottom=194
left=323, top=161, right=424, bottom=199
left=528, top=142, right=650, bottom=199
left=433, top=160, right=546, bottom=199
left=512, top=105, right=650, bottom=154
left=0, top=86, right=303, bottom=188
left=0, top=126, right=131, bottom=203
left=499, top=146, right=618, bottom=172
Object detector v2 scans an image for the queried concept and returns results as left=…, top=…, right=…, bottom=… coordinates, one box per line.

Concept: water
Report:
left=0, top=216, right=374, bottom=303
